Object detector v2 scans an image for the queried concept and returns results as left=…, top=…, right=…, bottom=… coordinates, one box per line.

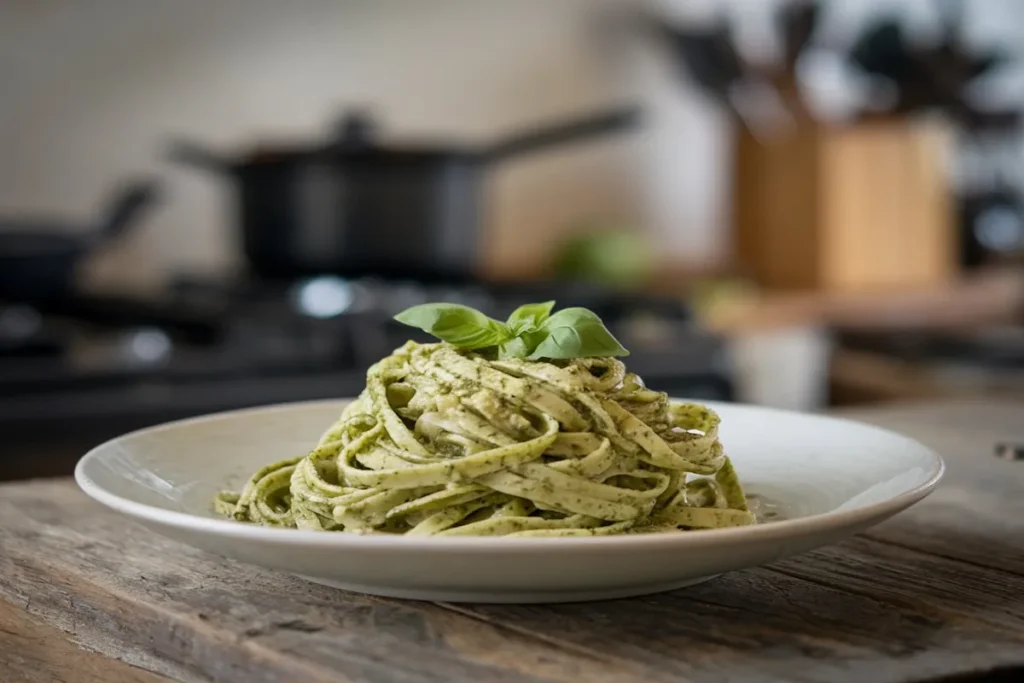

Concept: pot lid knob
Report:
left=334, top=111, right=378, bottom=150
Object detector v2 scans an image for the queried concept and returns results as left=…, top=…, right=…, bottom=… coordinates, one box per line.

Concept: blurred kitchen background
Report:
left=3, top=0, right=1024, bottom=480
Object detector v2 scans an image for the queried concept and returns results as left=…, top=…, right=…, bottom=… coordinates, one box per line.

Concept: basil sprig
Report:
left=394, top=301, right=629, bottom=360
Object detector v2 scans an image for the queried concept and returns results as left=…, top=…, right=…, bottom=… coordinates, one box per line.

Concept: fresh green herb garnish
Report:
left=523, top=307, right=628, bottom=360
left=393, top=303, right=509, bottom=350
left=505, top=301, right=556, bottom=335
left=394, top=301, right=629, bottom=360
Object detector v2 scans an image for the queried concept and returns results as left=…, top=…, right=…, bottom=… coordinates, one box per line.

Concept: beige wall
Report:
left=4, top=0, right=1019, bottom=290
left=0, top=0, right=692, bottom=288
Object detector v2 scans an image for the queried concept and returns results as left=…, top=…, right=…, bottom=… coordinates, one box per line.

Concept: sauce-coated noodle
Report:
left=215, top=342, right=755, bottom=536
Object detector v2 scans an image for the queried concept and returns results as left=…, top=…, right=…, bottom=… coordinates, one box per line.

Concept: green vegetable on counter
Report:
left=554, top=230, right=654, bottom=288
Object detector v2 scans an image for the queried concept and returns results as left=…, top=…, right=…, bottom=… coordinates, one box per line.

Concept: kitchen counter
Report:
left=698, top=268, right=1024, bottom=335
left=1, top=399, right=1023, bottom=683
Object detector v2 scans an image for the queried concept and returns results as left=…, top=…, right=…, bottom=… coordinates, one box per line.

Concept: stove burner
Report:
left=0, top=275, right=732, bottom=481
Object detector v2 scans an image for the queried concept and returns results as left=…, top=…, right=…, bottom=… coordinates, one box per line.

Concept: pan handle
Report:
left=83, top=179, right=161, bottom=246
left=166, top=140, right=236, bottom=176
left=481, top=106, right=642, bottom=163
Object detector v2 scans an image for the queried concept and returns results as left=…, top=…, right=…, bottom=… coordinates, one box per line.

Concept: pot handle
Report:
left=90, top=180, right=161, bottom=244
left=166, top=141, right=235, bottom=175
left=481, top=106, right=642, bottom=163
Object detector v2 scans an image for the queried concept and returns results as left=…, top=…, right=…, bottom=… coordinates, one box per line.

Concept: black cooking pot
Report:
left=0, top=181, right=160, bottom=303
left=168, top=107, right=640, bottom=281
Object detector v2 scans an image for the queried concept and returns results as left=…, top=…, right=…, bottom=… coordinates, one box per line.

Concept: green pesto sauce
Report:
left=213, top=341, right=755, bottom=535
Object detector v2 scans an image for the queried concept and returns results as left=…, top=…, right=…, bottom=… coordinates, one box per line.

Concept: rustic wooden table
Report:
left=2, top=400, right=1022, bottom=683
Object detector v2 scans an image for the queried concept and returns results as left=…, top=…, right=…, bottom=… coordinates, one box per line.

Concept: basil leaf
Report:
left=526, top=307, right=629, bottom=360
left=394, top=303, right=512, bottom=349
left=506, top=300, right=555, bottom=335
left=498, top=328, right=548, bottom=359
left=396, top=301, right=628, bottom=360
left=498, top=337, right=529, bottom=360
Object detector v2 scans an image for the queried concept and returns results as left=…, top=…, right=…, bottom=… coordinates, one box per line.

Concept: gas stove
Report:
left=0, top=276, right=733, bottom=480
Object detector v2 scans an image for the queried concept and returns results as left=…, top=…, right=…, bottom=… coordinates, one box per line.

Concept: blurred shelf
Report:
left=830, top=348, right=1024, bottom=406
left=698, top=268, right=1024, bottom=335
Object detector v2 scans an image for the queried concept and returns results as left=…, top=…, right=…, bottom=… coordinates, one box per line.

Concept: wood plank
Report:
left=0, top=482, right=663, bottom=683
left=839, top=400, right=1024, bottom=576
left=770, top=538, right=1024, bottom=632
left=0, top=599, right=173, bottom=683
left=443, top=543, right=1024, bottom=683
left=1, top=399, right=1022, bottom=683
left=863, top=484, right=1024, bottom=577
left=2, top=481, right=1024, bottom=683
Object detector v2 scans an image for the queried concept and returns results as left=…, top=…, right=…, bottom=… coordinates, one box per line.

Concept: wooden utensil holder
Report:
left=733, top=118, right=955, bottom=292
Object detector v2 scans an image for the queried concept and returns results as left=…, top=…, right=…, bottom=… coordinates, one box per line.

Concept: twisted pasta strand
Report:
left=215, top=342, right=754, bottom=535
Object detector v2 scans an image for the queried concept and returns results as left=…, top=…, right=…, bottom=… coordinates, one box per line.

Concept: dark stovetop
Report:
left=0, top=276, right=734, bottom=481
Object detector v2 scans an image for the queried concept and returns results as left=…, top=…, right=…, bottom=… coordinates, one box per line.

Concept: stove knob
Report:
left=0, top=305, right=42, bottom=341
left=120, top=328, right=173, bottom=366
left=292, top=276, right=354, bottom=319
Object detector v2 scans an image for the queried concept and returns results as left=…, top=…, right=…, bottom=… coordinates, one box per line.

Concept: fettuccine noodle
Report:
left=215, top=342, right=754, bottom=536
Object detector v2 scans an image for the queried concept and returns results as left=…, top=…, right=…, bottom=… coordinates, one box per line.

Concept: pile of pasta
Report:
left=215, top=342, right=754, bottom=536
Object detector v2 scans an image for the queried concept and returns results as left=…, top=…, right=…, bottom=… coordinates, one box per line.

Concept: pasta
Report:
left=214, top=342, right=755, bottom=536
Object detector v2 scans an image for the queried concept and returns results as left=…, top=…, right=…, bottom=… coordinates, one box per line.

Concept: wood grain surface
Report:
left=0, top=600, right=173, bottom=683
left=1, top=399, right=1022, bottom=683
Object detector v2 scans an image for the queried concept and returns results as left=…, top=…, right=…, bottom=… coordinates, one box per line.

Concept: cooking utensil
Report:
left=650, top=16, right=792, bottom=136
left=849, top=3, right=1013, bottom=123
left=849, top=20, right=927, bottom=112
left=650, top=17, right=746, bottom=116
left=168, top=107, right=640, bottom=282
left=926, top=0, right=1010, bottom=126
left=652, top=18, right=745, bottom=104
left=0, top=181, right=160, bottom=302
left=777, top=1, right=820, bottom=73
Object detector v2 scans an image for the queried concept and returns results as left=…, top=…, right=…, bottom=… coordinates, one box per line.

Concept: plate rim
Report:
left=74, top=398, right=945, bottom=553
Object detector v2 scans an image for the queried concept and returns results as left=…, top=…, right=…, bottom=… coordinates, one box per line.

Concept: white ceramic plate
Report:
left=75, top=399, right=943, bottom=603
